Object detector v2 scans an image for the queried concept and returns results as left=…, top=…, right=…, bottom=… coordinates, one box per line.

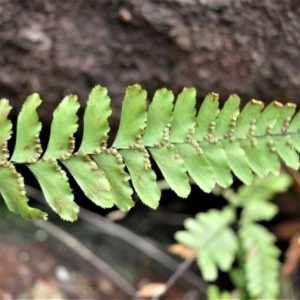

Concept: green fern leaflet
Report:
left=0, top=85, right=300, bottom=220
left=176, top=173, right=291, bottom=299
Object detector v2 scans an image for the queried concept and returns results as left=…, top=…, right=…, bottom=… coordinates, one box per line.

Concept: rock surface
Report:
left=1, top=0, right=300, bottom=127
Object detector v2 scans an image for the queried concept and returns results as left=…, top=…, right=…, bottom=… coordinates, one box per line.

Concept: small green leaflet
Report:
left=79, top=85, right=112, bottom=153
left=175, top=143, right=215, bottom=193
left=114, top=84, right=147, bottom=149
left=214, top=94, right=240, bottom=138
left=271, top=104, right=299, bottom=169
left=62, top=153, right=113, bottom=208
left=44, top=94, right=80, bottom=159
left=221, top=139, right=253, bottom=185
left=194, top=93, right=220, bottom=141
left=255, top=101, right=283, bottom=175
left=169, top=87, right=197, bottom=143
left=234, top=99, right=264, bottom=138
left=199, top=142, right=233, bottom=188
left=150, top=147, right=190, bottom=198
left=93, top=152, right=134, bottom=211
left=120, top=149, right=161, bottom=208
left=29, top=159, right=79, bottom=221
left=11, top=93, right=42, bottom=163
left=238, top=140, right=269, bottom=178
left=289, top=109, right=300, bottom=152
left=0, top=163, right=47, bottom=220
left=0, top=99, right=12, bottom=159
left=215, top=95, right=253, bottom=184
left=142, top=88, right=174, bottom=146
left=195, top=93, right=233, bottom=187
left=169, top=88, right=215, bottom=193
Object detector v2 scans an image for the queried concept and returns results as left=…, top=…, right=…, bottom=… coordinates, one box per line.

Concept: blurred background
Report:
left=1, top=0, right=300, bottom=299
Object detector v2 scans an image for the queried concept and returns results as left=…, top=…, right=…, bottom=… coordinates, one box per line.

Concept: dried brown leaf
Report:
left=136, top=283, right=166, bottom=298
left=168, top=243, right=197, bottom=259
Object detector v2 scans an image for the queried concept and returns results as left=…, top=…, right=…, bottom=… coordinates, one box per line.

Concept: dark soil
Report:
left=0, top=205, right=204, bottom=299
left=0, top=211, right=129, bottom=299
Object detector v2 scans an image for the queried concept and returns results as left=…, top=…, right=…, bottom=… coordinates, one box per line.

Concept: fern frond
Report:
left=175, top=207, right=238, bottom=281
left=239, top=223, right=280, bottom=298
left=223, top=173, right=291, bottom=298
left=0, top=85, right=300, bottom=220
